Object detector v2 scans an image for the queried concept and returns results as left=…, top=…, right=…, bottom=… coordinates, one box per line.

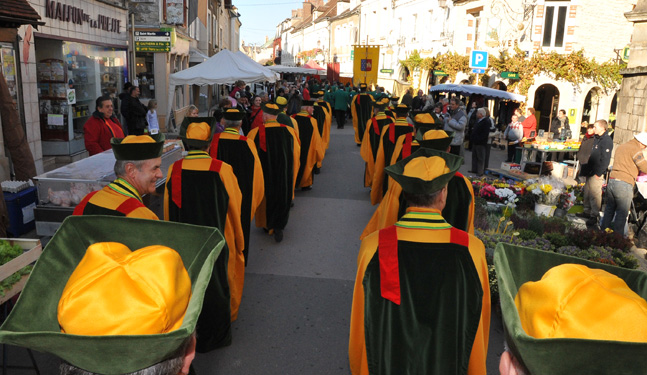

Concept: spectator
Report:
left=401, top=88, right=413, bottom=106
left=443, top=97, right=467, bottom=156
left=84, top=96, right=125, bottom=156
left=576, top=120, right=613, bottom=225
left=601, top=132, right=647, bottom=234
left=123, top=86, right=148, bottom=136
left=411, top=89, right=424, bottom=111
left=118, top=82, right=132, bottom=134
left=514, top=107, right=525, bottom=123
left=470, top=108, right=490, bottom=176
left=550, top=109, right=570, bottom=139
left=484, top=107, right=497, bottom=170
left=187, top=105, right=199, bottom=117
left=146, top=99, right=159, bottom=135
left=503, top=114, right=523, bottom=162
left=249, top=96, right=264, bottom=131
left=521, top=108, right=536, bottom=138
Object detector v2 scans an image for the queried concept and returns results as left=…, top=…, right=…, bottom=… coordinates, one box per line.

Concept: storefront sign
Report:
left=433, top=70, right=448, bottom=76
left=45, top=0, right=121, bottom=33
left=380, top=69, right=394, bottom=74
left=501, top=71, right=519, bottom=79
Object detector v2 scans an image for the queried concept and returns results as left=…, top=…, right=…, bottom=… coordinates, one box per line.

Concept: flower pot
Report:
left=534, top=203, right=555, bottom=217
left=554, top=208, right=567, bottom=217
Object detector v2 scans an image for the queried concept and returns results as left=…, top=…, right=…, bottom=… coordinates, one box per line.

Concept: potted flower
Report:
left=554, top=191, right=575, bottom=217
left=530, top=183, right=561, bottom=216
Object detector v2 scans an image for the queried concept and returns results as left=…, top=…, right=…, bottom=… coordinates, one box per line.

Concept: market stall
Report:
left=32, top=140, right=183, bottom=236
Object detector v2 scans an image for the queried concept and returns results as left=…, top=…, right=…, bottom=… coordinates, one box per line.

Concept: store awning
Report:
left=0, top=0, right=45, bottom=28
left=268, top=65, right=318, bottom=74
left=189, top=48, right=209, bottom=64
left=429, top=84, right=526, bottom=102
left=303, top=60, right=326, bottom=73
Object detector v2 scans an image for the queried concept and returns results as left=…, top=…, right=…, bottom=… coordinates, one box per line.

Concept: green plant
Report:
left=544, top=233, right=569, bottom=249
left=517, top=229, right=538, bottom=241
left=527, top=215, right=545, bottom=236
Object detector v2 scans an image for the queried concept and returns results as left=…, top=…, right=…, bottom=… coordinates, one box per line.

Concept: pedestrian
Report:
left=73, top=134, right=164, bottom=219
left=576, top=119, right=613, bottom=225
left=470, top=108, right=489, bottom=176
left=521, top=107, right=536, bottom=138
left=411, top=89, right=424, bottom=111
left=484, top=107, right=497, bottom=170
left=349, top=148, right=489, bottom=375
left=504, top=114, right=523, bottom=162
left=124, top=86, right=148, bottom=136
left=0, top=216, right=224, bottom=375
left=249, top=96, right=264, bottom=131
left=351, top=83, right=375, bottom=145
left=495, top=243, right=647, bottom=375
left=146, top=99, right=159, bottom=135
left=443, top=97, right=467, bottom=156
left=465, top=101, right=479, bottom=150
left=362, top=130, right=476, bottom=239
left=600, top=132, right=647, bottom=234
left=292, top=99, right=324, bottom=190
left=83, top=95, right=124, bottom=156
left=333, top=85, right=350, bottom=129
left=118, top=81, right=132, bottom=134
left=165, top=119, right=245, bottom=326
left=514, top=107, right=525, bottom=122
left=550, top=109, right=570, bottom=138
left=187, top=104, right=199, bottom=117
left=210, top=109, right=265, bottom=264
left=400, top=87, right=413, bottom=106
left=247, top=103, right=301, bottom=242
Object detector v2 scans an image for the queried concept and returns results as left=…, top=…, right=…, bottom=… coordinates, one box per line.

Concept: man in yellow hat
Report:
left=351, top=83, right=375, bottom=145
left=362, top=130, right=475, bottom=239
left=209, top=109, right=265, bottom=265
left=292, top=99, right=324, bottom=190
left=73, top=134, right=165, bottom=219
left=494, top=242, right=647, bottom=375
left=164, top=118, right=245, bottom=329
left=0, top=216, right=226, bottom=375
left=275, top=96, right=299, bottom=138
left=349, top=148, right=489, bottom=375
left=360, top=98, right=395, bottom=188
left=248, top=103, right=301, bottom=242
left=369, top=104, right=414, bottom=202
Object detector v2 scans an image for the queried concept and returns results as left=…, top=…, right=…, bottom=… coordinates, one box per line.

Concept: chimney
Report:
left=292, top=9, right=298, bottom=18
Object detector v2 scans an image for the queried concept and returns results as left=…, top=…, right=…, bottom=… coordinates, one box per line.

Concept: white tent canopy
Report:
left=429, top=84, right=526, bottom=102
left=268, top=64, right=318, bottom=75
left=167, top=49, right=278, bottom=128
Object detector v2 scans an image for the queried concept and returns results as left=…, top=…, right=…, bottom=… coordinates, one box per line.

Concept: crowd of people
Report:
left=10, top=77, right=647, bottom=375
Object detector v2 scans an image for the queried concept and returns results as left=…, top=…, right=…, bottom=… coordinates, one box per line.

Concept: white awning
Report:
left=189, top=48, right=209, bottom=64
left=429, top=84, right=526, bottom=102
left=268, top=65, right=318, bottom=74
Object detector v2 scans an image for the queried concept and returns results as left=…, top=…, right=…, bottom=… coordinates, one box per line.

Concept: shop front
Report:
left=26, top=0, right=128, bottom=163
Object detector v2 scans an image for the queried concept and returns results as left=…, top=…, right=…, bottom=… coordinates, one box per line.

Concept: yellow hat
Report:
left=423, top=130, right=449, bottom=140
left=403, top=156, right=451, bottom=181
left=186, top=122, right=211, bottom=141
left=516, top=263, right=647, bottom=342
left=414, top=113, right=436, bottom=125
left=58, top=242, right=192, bottom=336
left=121, top=135, right=156, bottom=144
left=275, top=96, right=288, bottom=108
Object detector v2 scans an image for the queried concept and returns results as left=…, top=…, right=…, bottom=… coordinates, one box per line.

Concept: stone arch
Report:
left=533, top=83, right=560, bottom=132
left=581, top=86, right=603, bottom=125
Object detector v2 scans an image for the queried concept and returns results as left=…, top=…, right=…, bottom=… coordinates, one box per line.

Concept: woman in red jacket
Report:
left=249, top=96, right=264, bottom=131
left=521, top=107, right=537, bottom=138
left=83, top=96, right=125, bottom=155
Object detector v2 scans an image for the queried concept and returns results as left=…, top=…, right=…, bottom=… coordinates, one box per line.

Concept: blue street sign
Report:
left=472, top=68, right=485, bottom=74
left=470, top=50, right=489, bottom=69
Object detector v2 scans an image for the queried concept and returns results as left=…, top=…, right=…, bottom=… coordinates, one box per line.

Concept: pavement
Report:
left=3, top=125, right=508, bottom=374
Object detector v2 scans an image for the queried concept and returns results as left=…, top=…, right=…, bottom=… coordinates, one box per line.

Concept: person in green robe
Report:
left=164, top=119, right=246, bottom=333
left=351, top=83, right=375, bottom=145
left=275, top=96, right=300, bottom=139
left=292, top=99, right=325, bottom=189
left=349, top=148, right=490, bottom=375
left=209, top=109, right=265, bottom=265
left=360, top=98, right=395, bottom=187
left=0, top=215, right=226, bottom=374
left=247, top=103, right=301, bottom=242
left=333, top=86, right=351, bottom=128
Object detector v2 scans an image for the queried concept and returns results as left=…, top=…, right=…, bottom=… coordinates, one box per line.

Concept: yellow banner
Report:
left=353, top=45, right=380, bottom=87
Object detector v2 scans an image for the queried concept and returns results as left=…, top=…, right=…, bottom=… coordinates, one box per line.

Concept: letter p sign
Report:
left=470, top=50, right=489, bottom=69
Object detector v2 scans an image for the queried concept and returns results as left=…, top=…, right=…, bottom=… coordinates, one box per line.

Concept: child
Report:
left=146, top=100, right=159, bottom=135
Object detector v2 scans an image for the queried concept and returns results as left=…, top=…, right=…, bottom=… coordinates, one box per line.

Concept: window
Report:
left=207, top=10, right=212, bottom=45
left=542, top=3, right=568, bottom=47
left=212, top=14, right=217, bottom=47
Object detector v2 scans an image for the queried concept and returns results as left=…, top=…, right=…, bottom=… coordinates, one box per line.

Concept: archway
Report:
left=533, top=84, right=560, bottom=132
left=609, top=93, right=618, bottom=129
left=459, top=79, right=470, bottom=84
left=491, top=81, right=509, bottom=126
left=582, top=87, right=602, bottom=125
left=399, top=66, right=410, bottom=82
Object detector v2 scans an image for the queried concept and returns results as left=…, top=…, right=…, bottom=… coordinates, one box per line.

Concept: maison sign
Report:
left=45, top=0, right=122, bottom=33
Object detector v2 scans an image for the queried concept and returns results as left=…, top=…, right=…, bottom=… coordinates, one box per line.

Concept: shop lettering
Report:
left=45, top=0, right=121, bottom=33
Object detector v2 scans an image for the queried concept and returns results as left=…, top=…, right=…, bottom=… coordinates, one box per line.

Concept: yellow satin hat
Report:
left=402, top=156, right=451, bottom=182
left=516, top=263, right=647, bottom=342
left=58, top=242, right=192, bottom=336
left=423, top=130, right=450, bottom=140
left=186, top=122, right=211, bottom=141
left=414, top=113, right=436, bottom=124
left=120, top=135, right=156, bottom=144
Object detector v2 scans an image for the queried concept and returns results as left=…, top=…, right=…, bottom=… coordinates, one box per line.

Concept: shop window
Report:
left=542, top=2, right=569, bottom=48
left=136, top=53, right=155, bottom=99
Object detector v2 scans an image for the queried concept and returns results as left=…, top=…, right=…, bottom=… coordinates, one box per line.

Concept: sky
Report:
left=235, top=0, right=305, bottom=46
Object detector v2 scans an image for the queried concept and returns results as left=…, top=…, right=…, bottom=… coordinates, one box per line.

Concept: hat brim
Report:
left=494, top=243, right=647, bottom=375
left=384, top=148, right=463, bottom=195
left=262, top=103, right=281, bottom=115
left=0, top=216, right=225, bottom=374
left=179, top=116, right=217, bottom=149
left=111, top=133, right=165, bottom=161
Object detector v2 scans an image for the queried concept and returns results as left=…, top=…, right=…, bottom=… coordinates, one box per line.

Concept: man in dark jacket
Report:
left=470, top=108, right=490, bottom=176
left=124, top=86, right=148, bottom=136
left=577, top=120, right=613, bottom=224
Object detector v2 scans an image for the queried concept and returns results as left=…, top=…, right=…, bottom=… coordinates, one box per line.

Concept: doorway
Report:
left=533, top=84, right=560, bottom=132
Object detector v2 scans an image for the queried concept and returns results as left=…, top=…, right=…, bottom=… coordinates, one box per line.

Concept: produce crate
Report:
left=0, top=238, right=42, bottom=305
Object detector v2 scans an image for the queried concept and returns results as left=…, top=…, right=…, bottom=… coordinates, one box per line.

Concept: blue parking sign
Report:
left=470, top=50, right=489, bottom=69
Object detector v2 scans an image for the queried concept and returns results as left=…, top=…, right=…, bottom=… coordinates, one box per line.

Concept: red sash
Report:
left=402, top=133, right=413, bottom=159
left=372, top=117, right=380, bottom=135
